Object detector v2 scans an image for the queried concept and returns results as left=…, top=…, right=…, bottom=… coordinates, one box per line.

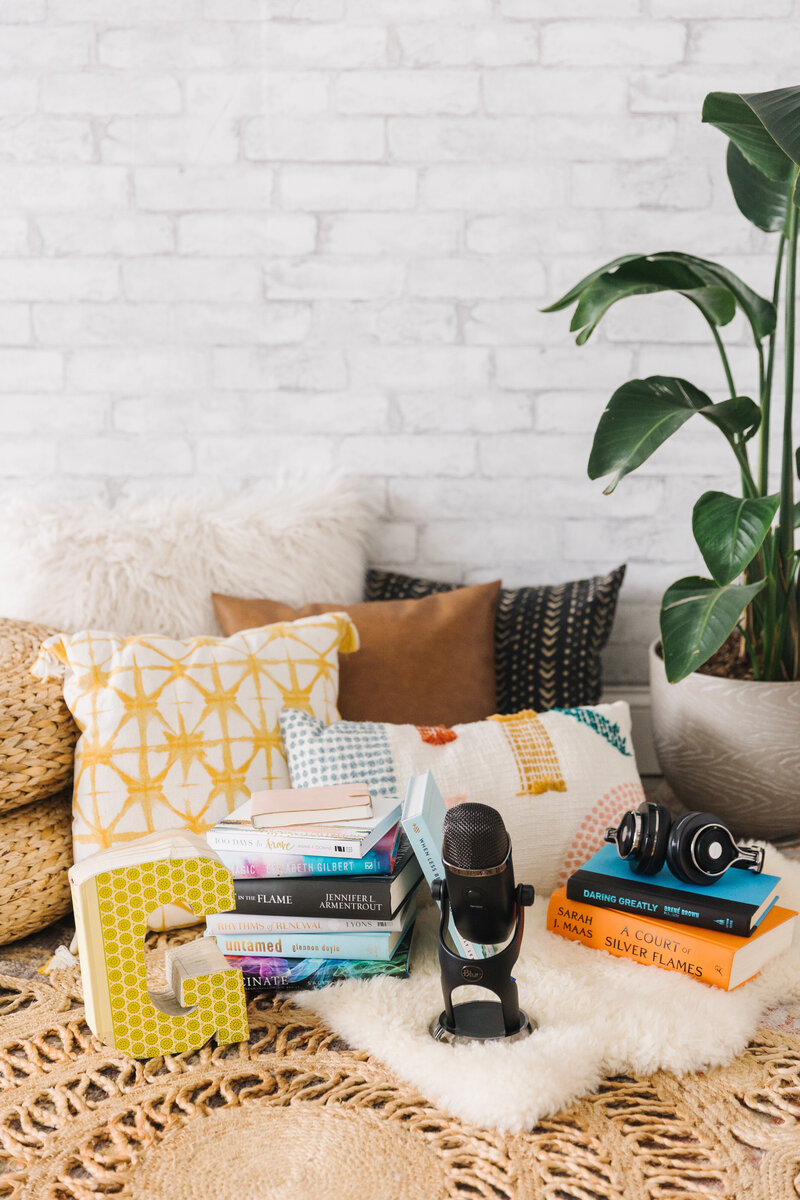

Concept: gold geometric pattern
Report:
left=94, top=855, right=247, bottom=1058
left=33, top=614, right=358, bottom=864
left=488, top=709, right=567, bottom=796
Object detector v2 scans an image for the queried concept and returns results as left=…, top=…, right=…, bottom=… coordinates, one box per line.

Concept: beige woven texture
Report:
left=0, top=790, right=72, bottom=945
left=0, top=618, right=76, bottom=815
left=0, top=931, right=798, bottom=1200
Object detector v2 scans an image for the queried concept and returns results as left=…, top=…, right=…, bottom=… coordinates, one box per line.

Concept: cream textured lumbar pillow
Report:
left=0, top=477, right=372, bottom=638
left=33, top=613, right=358, bottom=927
left=279, top=702, right=645, bottom=893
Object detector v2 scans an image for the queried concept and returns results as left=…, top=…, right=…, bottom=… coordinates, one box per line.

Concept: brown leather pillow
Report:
left=212, top=580, right=501, bottom=727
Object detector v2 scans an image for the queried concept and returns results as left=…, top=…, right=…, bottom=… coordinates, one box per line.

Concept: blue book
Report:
left=214, top=825, right=398, bottom=879
left=401, top=771, right=498, bottom=960
left=211, top=909, right=416, bottom=962
left=566, top=844, right=780, bottom=937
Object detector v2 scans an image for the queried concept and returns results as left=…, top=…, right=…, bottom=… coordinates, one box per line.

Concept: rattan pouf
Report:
left=0, top=789, right=73, bottom=945
left=0, top=617, right=76, bottom=814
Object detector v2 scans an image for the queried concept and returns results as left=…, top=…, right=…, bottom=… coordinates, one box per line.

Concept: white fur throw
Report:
left=294, top=842, right=800, bottom=1132
left=0, top=477, right=373, bottom=637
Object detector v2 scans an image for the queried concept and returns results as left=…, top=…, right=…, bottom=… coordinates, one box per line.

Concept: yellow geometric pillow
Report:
left=33, top=614, right=358, bottom=865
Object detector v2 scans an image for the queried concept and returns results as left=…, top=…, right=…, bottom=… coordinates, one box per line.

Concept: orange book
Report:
left=547, top=887, right=797, bottom=990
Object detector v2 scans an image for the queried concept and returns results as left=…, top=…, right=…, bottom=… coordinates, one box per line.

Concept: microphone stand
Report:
left=429, top=880, right=536, bottom=1043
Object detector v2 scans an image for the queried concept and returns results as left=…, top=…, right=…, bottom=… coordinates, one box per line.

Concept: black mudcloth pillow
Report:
left=365, top=565, right=625, bottom=714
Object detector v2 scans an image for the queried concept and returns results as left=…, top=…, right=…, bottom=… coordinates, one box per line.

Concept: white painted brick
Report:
left=389, top=477, right=524, bottom=521
left=0, top=261, right=118, bottom=301
left=100, top=118, right=239, bottom=165
left=0, top=117, right=94, bottom=163
left=421, top=518, right=559, bottom=564
left=265, top=259, right=404, bottom=300
left=36, top=214, right=174, bottom=256
left=196, top=434, right=335, bottom=476
left=464, top=302, right=550, bottom=345
left=480, top=431, right=590, bottom=478
left=336, top=71, right=479, bottom=115
left=496, top=346, right=634, bottom=391
left=0, top=217, right=29, bottom=256
left=0, top=439, right=56, bottom=476
left=0, top=77, right=37, bottom=116
left=397, top=24, right=539, bottom=67
left=527, top=474, right=666, bottom=519
left=653, top=0, right=788, bottom=13
left=0, top=394, right=108, bottom=433
left=244, top=118, right=384, bottom=163
left=572, top=163, right=711, bottom=209
left=368, top=520, right=417, bottom=565
left=0, top=166, right=127, bottom=211
left=135, top=166, right=273, bottom=211
left=0, top=26, right=91, bottom=68
left=69, top=349, right=207, bottom=393
left=543, top=21, right=686, bottom=66
left=185, top=72, right=329, bottom=118
left=484, top=69, right=627, bottom=115
left=239, top=24, right=387, bottom=68
left=204, top=0, right=343, bottom=17
left=178, top=214, right=315, bottom=257
left=0, top=305, right=30, bottom=344
left=123, top=260, right=261, bottom=303
left=397, top=394, right=532, bottom=433
left=212, top=347, right=347, bottom=390
left=347, top=0, right=491, bottom=20
left=0, top=349, right=62, bottom=390
left=564, top=518, right=689, bottom=564
left=689, top=20, right=800, bottom=63
left=281, top=166, right=417, bottom=212
left=349, top=346, right=490, bottom=390
left=97, top=26, right=239, bottom=70
left=410, top=258, right=545, bottom=299
left=321, top=214, right=460, bottom=256
left=44, top=74, right=181, bottom=116
left=172, top=303, right=312, bottom=345
left=112, top=395, right=234, bottom=435
left=629, top=67, right=777, bottom=113
left=502, top=0, right=640, bottom=12
left=535, top=391, right=606, bottom=434
left=388, top=117, right=527, bottom=164
left=0, top=0, right=46, bottom=19
left=311, top=300, right=457, bottom=345
left=34, top=302, right=311, bottom=347
left=422, top=165, right=565, bottom=211
left=234, top=392, right=392, bottom=433
left=59, top=435, right=194, bottom=477
left=337, top=434, right=477, bottom=476
left=50, top=0, right=201, bottom=17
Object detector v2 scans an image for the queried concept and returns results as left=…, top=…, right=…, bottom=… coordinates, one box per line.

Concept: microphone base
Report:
left=429, top=1001, right=534, bottom=1045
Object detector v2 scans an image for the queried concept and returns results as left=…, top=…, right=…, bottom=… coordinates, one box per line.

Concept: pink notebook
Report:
left=250, top=785, right=373, bottom=829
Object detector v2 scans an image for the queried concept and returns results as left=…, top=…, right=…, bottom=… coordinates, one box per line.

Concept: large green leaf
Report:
left=544, top=252, right=774, bottom=345
left=699, top=395, right=761, bottom=442
left=588, top=376, right=760, bottom=492
left=743, top=87, right=800, bottom=173
left=692, top=491, right=780, bottom=586
left=726, top=141, right=790, bottom=232
left=703, top=91, right=793, bottom=181
left=660, top=575, right=766, bottom=683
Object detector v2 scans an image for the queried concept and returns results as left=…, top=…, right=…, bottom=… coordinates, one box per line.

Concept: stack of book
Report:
left=204, top=785, right=422, bottom=991
left=548, top=843, right=797, bottom=990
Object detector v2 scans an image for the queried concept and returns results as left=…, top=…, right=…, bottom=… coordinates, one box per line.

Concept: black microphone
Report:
left=441, top=803, right=522, bottom=945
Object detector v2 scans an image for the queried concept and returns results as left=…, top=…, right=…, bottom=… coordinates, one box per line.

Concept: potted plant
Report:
left=546, top=86, right=800, bottom=840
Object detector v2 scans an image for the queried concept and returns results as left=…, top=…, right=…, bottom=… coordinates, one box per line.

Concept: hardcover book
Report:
left=230, top=927, right=415, bottom=990
left=231, top=841, right=422, bottom=920
left=567, top=844, right=780, bottom=937
left=250, top=784, right=373, bottom=829
left=208, top=792, right=400, bottom=859
left=215, top=826, right=399, bottom=880
left=211, top=907, right=415, bottom=962
left=205, top=894, right=416, bottom=937
left=548, top=888, right=797, bottom=990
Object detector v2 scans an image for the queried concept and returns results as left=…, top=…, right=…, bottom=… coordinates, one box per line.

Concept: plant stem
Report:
left=759, top=233, right=785, bottom=495
left=709, top=321, right=737, bottom=400
left=780, top=180, right=798, bottom=562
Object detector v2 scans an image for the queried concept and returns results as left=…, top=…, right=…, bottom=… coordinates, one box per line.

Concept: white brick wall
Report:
left=0, top=3, right=796, bottom=684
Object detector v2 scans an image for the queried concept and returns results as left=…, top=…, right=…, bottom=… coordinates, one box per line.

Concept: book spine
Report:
left=547, top=893, right=733, bottom=989
left=208, top=828, right=367, bottom=858
left=215, top=843, right=393, bottom=880
left=227, top=941, right=412, bottom=990
left=212, top=930, right=396, bottom=961
left=232, top=876, right=395, bottom=919
left=565, top=870, right=753, bottom=936
left=205, top=911, right=408, bottom=935
left=401, top=809, right=486, bottom=961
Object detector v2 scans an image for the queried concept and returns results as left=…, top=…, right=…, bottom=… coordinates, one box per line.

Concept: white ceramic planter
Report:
left=649, top=640, right=800, bottom=840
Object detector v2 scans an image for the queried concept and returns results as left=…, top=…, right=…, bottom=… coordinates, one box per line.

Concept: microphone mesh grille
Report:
left=442, top=803, right=509, bottom=870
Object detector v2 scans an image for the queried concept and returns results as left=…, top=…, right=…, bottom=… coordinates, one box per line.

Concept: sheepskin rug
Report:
left=0, top=476, right=373, bottom=637
left=294, top=842, right=800, bottom=1132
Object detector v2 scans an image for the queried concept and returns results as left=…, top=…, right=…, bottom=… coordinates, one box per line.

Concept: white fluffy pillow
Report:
left=0, top=477, right=373, bottom=637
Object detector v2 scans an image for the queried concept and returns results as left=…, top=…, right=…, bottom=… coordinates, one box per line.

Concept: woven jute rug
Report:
left=0, top=926, right=799, bottom=1200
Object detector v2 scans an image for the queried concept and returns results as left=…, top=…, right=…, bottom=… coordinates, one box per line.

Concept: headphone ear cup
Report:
left=629, top=801, right=671, bottom=875
left=666, top=812, right=711, bottom=886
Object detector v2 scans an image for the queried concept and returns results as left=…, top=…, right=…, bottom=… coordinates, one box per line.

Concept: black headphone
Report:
left=605, top=801, right=764, bottom=887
